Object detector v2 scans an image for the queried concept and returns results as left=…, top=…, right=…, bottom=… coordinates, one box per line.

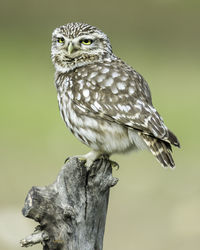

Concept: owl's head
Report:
left=51, top=22, right=113, bottom=73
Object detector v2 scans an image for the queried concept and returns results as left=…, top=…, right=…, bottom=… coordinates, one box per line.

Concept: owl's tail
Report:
left=140, top=133, right=175, bottom=167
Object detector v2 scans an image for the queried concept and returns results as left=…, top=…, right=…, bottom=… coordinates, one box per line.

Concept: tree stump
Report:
left=20, top=157, right=118, bottom=250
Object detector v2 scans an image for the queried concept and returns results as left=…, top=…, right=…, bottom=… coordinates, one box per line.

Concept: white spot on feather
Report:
left=86, top=82, right=91, bottom=87
left=76, top=93, right=81, bottom=100
left=117, top=104, right=131, bottom=112
left=111, top=86, right=118, bottom=94
left=94, top=101, right=102, bottom=110
left=105, top=78, right=113, bottom=87
left=83, top=89, right=90, bottom=98
left=102, top=67, right=109, bottom=74
left=69, top=80, right=73, bottom=87
left=89, top=72, right=98, bottom=79
left=117, top=82, right=125, bottom=90
left=121, top=75, right=128, bottom=81
left=91, top=104, right=98, bottom=112
left=77, top=79, right=84, bottom=89
left=112, top=72, right=120, bottom=78
left=85, top=96, right=91, bottom=102
left=117, top=104, right=123, bottom=111
left=129, top=87, right=135, bottom=95
left=77, top=105, right=85, bottom=112
left=144, top=116, right=151, bottom=126
left=137, top=100, right=144, bottom=105
left=124, top=105, right=131, bottom=112
left=82, top=72, right=88, bottom=77
left=104, top=58, right=112, bottom=63
left=134, top=104, right=142, bottom=110
left=113, top=113, right=122, bottom=120
left=97, top=75, right=106, bottom=83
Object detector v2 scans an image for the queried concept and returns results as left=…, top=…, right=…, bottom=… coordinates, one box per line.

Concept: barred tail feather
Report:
left=168, top=129, right=180, bottom=148
left=140, top=133, right=175, bottom=168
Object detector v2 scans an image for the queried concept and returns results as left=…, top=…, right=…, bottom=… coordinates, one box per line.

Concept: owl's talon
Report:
left=64, top=157, right=70, bottom=164
left=97, top=155, right=119, bottom=170
left=110, top=160, right=120, bottom=170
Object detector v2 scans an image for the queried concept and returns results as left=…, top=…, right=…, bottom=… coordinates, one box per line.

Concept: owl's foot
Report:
left=96, top=154, right=119, bottom=169
left=64, top=153, right=119, bottom=169
left=64, top=157, right=70, bottom=164
left=72, top=150, right=103, bottom=169
left=64, top=156, right=87, bottom=166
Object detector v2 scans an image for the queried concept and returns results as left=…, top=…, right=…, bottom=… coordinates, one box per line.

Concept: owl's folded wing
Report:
left=72, top=90, right=180, bottom=148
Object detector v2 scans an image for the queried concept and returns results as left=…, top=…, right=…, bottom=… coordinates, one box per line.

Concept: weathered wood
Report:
left=20, top=157, right=118, bottom=250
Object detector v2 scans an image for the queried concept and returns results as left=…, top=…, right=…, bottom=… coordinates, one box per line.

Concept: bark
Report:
left=20, top=157, right=118, bottom=250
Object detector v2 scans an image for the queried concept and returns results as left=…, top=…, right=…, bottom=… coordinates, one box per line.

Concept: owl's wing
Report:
left=72, top=60, right=180, bottom=147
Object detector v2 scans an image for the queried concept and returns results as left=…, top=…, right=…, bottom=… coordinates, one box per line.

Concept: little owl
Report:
left=51, top=22, right=180, bottom=167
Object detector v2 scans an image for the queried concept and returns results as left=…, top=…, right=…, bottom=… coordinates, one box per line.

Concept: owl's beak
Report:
left=67, top=42, right=74, bottom=55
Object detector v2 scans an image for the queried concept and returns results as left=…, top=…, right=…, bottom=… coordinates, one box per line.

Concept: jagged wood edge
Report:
left=20, top=157, right=118, bottom=250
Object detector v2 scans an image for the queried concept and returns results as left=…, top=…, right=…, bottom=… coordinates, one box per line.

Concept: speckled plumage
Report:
left=51, top=22, right=180, bottom=167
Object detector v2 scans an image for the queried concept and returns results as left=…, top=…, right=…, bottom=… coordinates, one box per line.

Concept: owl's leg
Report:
left=74, top=150, right=103, bottom=168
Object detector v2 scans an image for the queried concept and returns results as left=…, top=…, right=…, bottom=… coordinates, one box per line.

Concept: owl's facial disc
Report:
left=51, top=23, right=113, bottom=72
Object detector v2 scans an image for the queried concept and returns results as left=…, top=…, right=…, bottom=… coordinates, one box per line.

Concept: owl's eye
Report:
left=57, top=37, right=65, bottom=44
left=80, top=39, right=93, bottom=45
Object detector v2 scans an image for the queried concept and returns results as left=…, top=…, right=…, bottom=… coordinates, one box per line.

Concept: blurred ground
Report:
left=0, top=0, right=200, bottom=249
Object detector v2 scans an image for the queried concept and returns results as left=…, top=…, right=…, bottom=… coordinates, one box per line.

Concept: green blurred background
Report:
left=0, top=0, right=199, bottom=249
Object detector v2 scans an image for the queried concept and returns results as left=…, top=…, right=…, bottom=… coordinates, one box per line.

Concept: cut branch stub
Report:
left=20, top=157, right=118, bottom=250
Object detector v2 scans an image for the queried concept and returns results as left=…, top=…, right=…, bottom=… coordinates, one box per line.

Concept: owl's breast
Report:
left=55, top=64, right=144, bottom=154
left=57, top=88, right=137, bottom=154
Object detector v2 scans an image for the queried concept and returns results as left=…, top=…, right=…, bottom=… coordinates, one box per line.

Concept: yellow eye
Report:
left=80, top=39, right=93, bottom=45
left=57, top=37, right=65, bottom=43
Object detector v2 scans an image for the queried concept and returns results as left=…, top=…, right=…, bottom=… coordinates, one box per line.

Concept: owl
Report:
left=51, top=22, right=180, bottom=168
